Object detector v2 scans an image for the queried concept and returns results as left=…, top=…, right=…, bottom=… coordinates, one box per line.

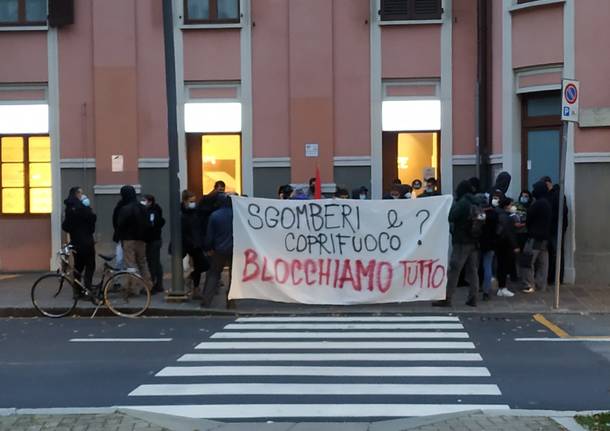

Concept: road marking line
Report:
left=515, top=337, right=610, bottom=342
left=123, top=404, right=510, bottom=419
left=211, top=331, right=470, bottom=339
left=533, top=314, right=569, bottom=338
left=195, top=341, right=475, bottom=349
left=237, top=316, right=460, bottom=322
left=155, top=366, right=491, bottom=377
left=225, top=323, right=465, bottom=330
left=129, top=383, right=501, bottom=397
left=69, top=338, right=172, bottom=342
left=177, top=352, right=484, bottom=362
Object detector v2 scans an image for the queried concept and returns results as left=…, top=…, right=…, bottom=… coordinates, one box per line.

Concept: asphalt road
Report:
left=0, top=314, right=609, bottom=421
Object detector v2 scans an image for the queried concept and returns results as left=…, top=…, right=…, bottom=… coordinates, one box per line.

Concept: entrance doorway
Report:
left=521, top=92, right=562, bottom=190
left=382, top=131, right=440, bottom=194
left=186, top=133, right=242, bottom=196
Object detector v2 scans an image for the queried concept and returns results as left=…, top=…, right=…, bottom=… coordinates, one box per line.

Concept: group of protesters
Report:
left=61, top=170, right=566, bottom=309
left=433, top=172, right=567, bottom=307
left=61, top=181, right=236, bottom=308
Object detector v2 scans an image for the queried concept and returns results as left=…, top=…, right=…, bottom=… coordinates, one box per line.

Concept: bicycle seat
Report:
left=98, top=253, right=115, bottom=262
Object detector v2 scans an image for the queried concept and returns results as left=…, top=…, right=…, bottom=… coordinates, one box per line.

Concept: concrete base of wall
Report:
left=574, top=163, right=610, bottom=285
left=253, top=167, right=290, bottom=198
left=334, top=166, right=371, bottom=196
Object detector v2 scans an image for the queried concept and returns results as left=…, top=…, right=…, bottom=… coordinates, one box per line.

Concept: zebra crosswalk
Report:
left=126, top=315, right=509, bottom=420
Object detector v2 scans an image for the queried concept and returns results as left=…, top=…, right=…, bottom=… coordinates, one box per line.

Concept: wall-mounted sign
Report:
left=111, top=155, right=124, bottom=172
left=305, top=143, right=319, bottom=158
left=561, top=79, right=579, bottom=122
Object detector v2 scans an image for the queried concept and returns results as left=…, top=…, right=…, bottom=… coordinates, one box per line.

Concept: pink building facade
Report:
left=0, top=0, right=609, bottom=284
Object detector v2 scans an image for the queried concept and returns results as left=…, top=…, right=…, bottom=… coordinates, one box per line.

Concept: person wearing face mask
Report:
left=62, top=186, right=97, bottom=295
left=479, top=190, right=500, bottom=300
left=351, top=186, right=369, bottom=200
left=142, top=194, right=165, bottom=294
left=514, top=190, right=531, bottom=256
left=419, top=177, right=441, bottom=198
left=494, top=195, right=518, bottom=298
left=180, top=190, right=209, bottom=298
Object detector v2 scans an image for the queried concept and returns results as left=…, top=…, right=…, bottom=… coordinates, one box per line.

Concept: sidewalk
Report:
left=0, top=408, right=590, bottom=430
left=1, top=272, right=610, bottom=317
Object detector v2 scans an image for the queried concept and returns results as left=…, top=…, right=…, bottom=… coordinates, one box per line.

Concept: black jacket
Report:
left=144, top=203, right=165, bottom=243
left=115, top=186, right=147, bottom=242
left=547, top=184, right=568, bottom=234
left=62, top=198, right=96, bottom=248
left=449, top=180, right=478, bottom=245
left=204, top=206, right=233, bottom=255
left=495, top=208, right=518, bottom=251
left=181, top=206, right=204, bottom=252
left=527, top=181, right=552, bottom=241
left=479, top=206, right=499, bottom=252
left=197, top=192, right=223, bottom=243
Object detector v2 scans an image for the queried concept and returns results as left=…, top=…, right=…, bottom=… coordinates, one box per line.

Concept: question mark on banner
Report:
left=416, top=209, right=431, bottom=246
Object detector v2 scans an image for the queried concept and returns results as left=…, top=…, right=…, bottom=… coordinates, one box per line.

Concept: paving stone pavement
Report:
left=0, top=412, right=575, bottom=431
left=0, top=413, right=170, bottom=431
left=404, top=412, right=567, bottom=431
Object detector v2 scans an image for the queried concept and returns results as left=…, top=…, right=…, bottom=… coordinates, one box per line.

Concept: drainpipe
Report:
left=476, top=0, right=490, bottom=189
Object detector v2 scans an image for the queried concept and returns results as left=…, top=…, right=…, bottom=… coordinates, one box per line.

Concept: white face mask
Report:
left=187, top=202, right=196, bottom=209
left=81, top=196, right=90, bottom=207
left=140, top=200, right=147, bottom=206
left=405, top=192, right=412, bottom=199
left=359, top=194, right=366, bottom=200
left=509, top=205, right=517, bottom=214
left=491, top=198, right=500, bottom=207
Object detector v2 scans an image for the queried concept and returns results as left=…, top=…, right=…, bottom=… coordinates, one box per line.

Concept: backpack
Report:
left=469, top=203, right=486, bottom=239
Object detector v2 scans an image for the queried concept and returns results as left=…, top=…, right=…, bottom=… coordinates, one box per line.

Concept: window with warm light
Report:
left=201, top=134, right=241, bottom=194
left=0, top=135, right=52, bottom=215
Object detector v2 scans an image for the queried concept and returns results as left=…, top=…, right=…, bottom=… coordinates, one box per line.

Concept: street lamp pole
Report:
left=162, top=0, right=186, bottom=299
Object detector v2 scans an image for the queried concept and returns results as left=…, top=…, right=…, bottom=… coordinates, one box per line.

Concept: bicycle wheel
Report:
left=103, top=271, right=151, bottom=318
left=31, top=273, right=77, bottom=318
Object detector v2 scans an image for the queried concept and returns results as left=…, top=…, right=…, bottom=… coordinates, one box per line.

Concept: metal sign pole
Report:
left=554, top=121, right=568, bottom=309
left=162, top=0, right=186, bottom=299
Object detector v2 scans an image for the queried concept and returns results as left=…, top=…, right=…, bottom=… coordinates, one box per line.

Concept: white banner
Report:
left=229, top=195, right=453, bottom=305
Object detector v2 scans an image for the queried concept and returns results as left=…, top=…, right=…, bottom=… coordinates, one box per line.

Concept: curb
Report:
left=0, top=306, right=606, bottom=318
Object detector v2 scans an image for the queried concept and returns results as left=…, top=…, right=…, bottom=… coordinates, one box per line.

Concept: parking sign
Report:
left=561, top=79, right=579, bottom=122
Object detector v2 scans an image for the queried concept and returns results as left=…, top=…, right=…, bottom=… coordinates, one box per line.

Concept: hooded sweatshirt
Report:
left=526, top=181, right=552, bottom=241
left=449, top=180, right=478, bottom=244
left=491, top=172, right=512, bottom=196
left=115, top=185, right=147, bottom=241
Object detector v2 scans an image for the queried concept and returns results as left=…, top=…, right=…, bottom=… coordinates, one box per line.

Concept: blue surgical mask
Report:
left=81, top=196, right=90, bottom=207
left=520, top=196, right=529, bottom=204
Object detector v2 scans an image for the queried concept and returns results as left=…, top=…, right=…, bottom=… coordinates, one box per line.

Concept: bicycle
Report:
left=31, top=244, right=151, bottom=318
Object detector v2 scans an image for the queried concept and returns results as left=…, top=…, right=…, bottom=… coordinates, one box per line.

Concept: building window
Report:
left=516, top=0, right=539, bottom=4
left=1, top=136, right=52, bottom=215
left=184, top=0, right=240, bottom=24
left=0, top=0, right=47, bottom=26
left=380, top=0, right=442, bottom=21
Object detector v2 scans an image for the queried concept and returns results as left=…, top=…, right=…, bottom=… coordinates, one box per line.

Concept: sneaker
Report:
left=521, top=287, right=535, bottom=294
left=432, top=299, right=452, bottom=307
left=497, top=288, right=515, bottom=297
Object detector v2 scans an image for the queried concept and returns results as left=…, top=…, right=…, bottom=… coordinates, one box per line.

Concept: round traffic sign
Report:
left=564, top=83, right=578, bottom=104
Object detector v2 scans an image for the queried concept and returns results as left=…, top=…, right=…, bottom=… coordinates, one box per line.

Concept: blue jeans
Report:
left=482, top=250, right=495, bottom=294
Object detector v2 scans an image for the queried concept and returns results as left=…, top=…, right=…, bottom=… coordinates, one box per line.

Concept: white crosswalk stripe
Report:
left=126, top=315, right=508, bottom=420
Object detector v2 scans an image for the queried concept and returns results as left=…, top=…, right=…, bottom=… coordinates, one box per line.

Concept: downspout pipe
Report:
left=476, top=0, right=490, bottom=189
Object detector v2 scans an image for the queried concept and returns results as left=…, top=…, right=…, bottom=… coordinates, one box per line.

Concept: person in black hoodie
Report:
left=142, top=194, right=165, bottom=294
left=181, top=190, right=209, bottom=297
left=62, top=187, right=97, bottom=293
left=491, top=171, right=512, bottom=197
left=540, top=176, right=568, bottom=284
left=521, top=181, right=552, bottom=293
left=433, top=180, right=481, bottom=307
left=495, top=195, right=519, bottom=298
left=116, top=185, right=151, bottom=283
